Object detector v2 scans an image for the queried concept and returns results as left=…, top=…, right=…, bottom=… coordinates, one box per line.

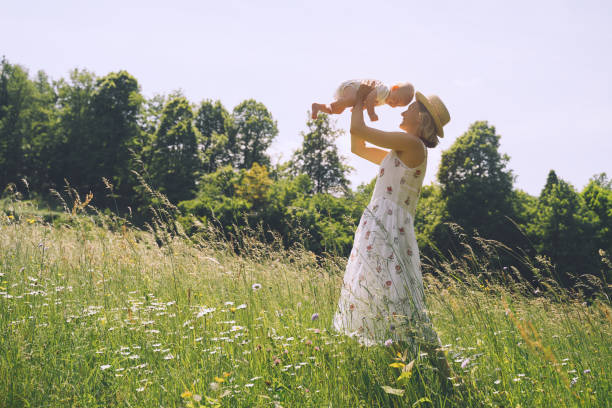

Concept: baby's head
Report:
left=386, top=82, right=415, bottom=107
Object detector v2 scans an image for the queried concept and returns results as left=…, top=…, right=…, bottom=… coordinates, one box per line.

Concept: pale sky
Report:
left=2, top=0, right=610, bottom=196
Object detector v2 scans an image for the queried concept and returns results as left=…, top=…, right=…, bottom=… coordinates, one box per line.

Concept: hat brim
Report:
left=415, top=91, right=444, bottom=138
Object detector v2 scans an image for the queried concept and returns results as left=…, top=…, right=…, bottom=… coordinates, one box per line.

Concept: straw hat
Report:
left=415, top=91, right=450, bottom=137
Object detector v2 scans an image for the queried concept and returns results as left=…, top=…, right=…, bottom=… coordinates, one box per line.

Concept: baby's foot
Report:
left=312, top=103, right=327, bottom=119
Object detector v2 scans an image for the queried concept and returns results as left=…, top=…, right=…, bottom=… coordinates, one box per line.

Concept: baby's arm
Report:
left=365, top=89, right=379, bottom=121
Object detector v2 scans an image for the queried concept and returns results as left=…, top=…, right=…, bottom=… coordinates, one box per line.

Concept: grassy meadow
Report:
left=0, top=192, right=610, bottom=408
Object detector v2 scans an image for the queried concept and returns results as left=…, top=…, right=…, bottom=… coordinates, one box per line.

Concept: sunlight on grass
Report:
left=0, top=186, right=610, bottom=407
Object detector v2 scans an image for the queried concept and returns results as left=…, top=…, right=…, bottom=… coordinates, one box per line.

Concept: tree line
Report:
left=1, top=56, right=610, bottom=295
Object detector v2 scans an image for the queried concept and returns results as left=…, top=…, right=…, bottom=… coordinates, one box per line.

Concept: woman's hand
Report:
left=355, top=80, right=376, bottom=103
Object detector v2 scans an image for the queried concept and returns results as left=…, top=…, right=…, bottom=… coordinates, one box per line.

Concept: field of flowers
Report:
left=0, top=196, right=610, bottom=407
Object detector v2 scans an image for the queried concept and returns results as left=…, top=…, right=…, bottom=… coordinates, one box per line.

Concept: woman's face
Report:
left=399, top=102, right=420, bottom=134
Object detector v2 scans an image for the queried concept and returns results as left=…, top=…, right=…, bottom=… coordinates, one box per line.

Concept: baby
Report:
left=311, top=79, right=415, bottom=121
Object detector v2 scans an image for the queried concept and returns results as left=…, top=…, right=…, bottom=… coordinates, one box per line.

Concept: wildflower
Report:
left=311, top=313, right=319, bottom=321
left=494, top=379, right=501, bottom=385
left=384, top=339, right=393, bottom=347
left=583, top=369, right=591, bottom=374
left=193, top=394, right=202, bottom=402
left=163, top=353, right=175, bottom=360
left=314, top=346, right=320, bottom=351
left=236, top=303, right=247, bottom=309
left=305, top=339, right=312, bottom=345
left=214, top=376, right=225, bottom=383
left=100, top=364, right=111, bottom=370
left=181, top=390, right=192, bottom=398
left=196, top=306, right=216, bottom=317
left=461, top=358, right=470, bottom=369
left=273, top=358, right=281, bottom=365
left=209, top=382, right=220, bottom=391
left=245, top=383, right=254, bottom=388
left=570, top=377, right=578, bottom=387
left=252, top=283, right=262, bottom=291
left=229, top=307, right=236, bottom=312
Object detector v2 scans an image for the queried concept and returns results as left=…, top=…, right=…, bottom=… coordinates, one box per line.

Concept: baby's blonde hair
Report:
left=416, top=102, right=439, bottom=148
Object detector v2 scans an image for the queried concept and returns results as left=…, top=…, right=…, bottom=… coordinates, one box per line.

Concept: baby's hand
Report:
left=365, top=88, right=379, bottom=121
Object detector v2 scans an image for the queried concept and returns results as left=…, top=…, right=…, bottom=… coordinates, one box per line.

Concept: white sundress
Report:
left=331, top=143, right=442, bottom=353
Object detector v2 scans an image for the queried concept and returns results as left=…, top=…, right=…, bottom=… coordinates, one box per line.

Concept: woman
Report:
left=331, top=80, right=456, bottom=390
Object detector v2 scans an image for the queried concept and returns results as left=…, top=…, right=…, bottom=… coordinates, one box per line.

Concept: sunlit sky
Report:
left=2, top=0, right=610, bottom=196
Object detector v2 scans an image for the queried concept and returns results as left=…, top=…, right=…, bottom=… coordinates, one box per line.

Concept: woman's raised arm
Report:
left=351, top=83, right=421, bottom=153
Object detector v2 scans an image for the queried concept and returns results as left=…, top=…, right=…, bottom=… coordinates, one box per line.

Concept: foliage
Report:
left=290, top=112, right=353, bottom=195
left=228, top=99, right=278, bottom=170
left=0, top=201, right=610, bottom=407
left=0, top=56, right=610, bottom=293
left=437, top=121, right=520, bottom=247
left=526, top=170, right=601, bottom=288
left=149, top=95, right=200, bottom=204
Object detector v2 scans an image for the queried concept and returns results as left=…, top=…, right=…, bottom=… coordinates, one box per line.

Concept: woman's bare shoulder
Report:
left=395, top=138, right=426, bottom=168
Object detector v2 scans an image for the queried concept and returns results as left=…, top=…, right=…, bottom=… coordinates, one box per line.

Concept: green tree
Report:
left=194, top=99, right=231, bottom=173
left=0, top=57, right=35, bottom=190
left=581, top=172, right=612, bottom=254
left=26, top=70, right=59, bottom=192
left=149, top=96, right=200, bottom=204
left=229, top=99, right=278, bottom=170
left=233, top=162, right=273, bottom=209
left=52, top=68, right=98, bottom=192
left=89, top=70, right=143, bottom=208
left=437, top=121, right=521, bottom=247
left=413, top=182, right=449, bottom=257
left=528, top=170, right=600, bottom=287
left=291, top=112, right=353, bottom=195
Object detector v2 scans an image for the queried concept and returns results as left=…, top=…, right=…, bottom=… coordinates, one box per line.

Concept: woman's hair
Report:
left=416, top=102, right=439, bottom=148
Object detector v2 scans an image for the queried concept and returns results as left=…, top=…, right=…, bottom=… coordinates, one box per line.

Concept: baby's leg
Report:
left=312, top=103, right=332, bottom=119
left=329, top=85, right=358, bottom=114
left=312, top=85, right=357, bottom=119
left=329, top=98, right=351, bottom=114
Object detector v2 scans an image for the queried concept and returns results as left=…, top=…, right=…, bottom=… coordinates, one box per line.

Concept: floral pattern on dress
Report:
left=332, top=148, right=441, bottom=351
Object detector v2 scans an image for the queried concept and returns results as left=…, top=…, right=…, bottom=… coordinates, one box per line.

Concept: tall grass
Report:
left=0, top=178, right=610, bottom=407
